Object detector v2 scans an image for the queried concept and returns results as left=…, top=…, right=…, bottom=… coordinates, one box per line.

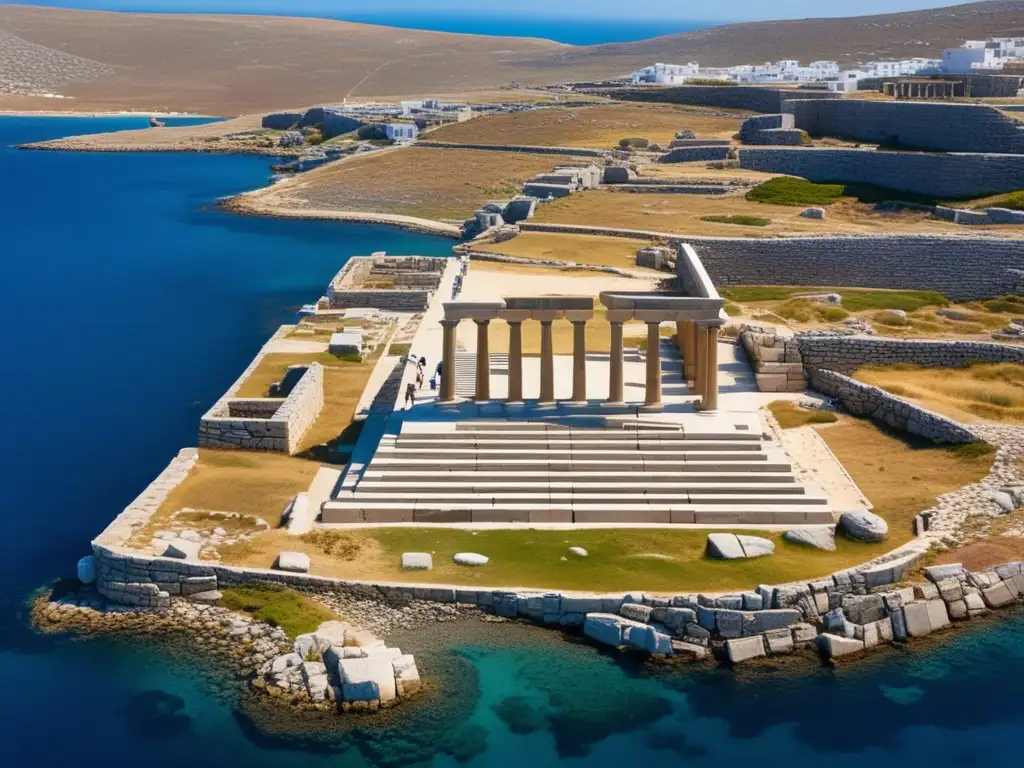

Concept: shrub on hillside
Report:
left=618, top=137, right=649, bottom=149
left=989, top=191, right=1024, bottom=210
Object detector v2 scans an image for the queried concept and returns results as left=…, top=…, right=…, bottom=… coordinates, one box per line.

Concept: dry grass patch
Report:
left=129, top=450, right=320, bottom=548
left=768, top=400, right=838, bottom=428
left=255, top=147, right=576, bottom=221
left=853, top=363, right=1024, bottom=423
left=817, top=416, right=995, bottom=546
left=532, top=189, right=1022, bottom=238
left=427, top=103, right=744, bottom=148
left=480, top=231, right=657, bottom=269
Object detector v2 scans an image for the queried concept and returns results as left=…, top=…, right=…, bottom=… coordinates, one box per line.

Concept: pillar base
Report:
left=694, top=401, right=717, bottom=413
left=565, top=399, right=590, bottom=408
left=639, top=403, right=665, bottom=413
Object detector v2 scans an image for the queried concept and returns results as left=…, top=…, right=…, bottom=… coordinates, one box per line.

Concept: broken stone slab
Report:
left=838, top=510, right=888, bottom=542
left=301, top=661, right=329, bottom=702
left=453, top=552, right=488, bottom=566
left=163, top=538, right=201, bottom=560
left=982, top=581, right=1015, bottom=608
left=583, top=613, right=645, bottom=648
left=818, top=633, right=865, bottom=660
left=725, top=636, right=766, bottom=664
left=624, top=624, right=673, bottom=654
left=706, top=533, right=746, bottom=559
left=925, top=563, right=966, bottom=583
left=401, top=552, right=433, bottom=570
left=901, top=601, right=933, bottom=637
left=270, top=652, right=303, bottom=674
left=670, top=640, right=709, bottom=660
left=791, top=623, right=818, bottom=645
left=189, top=590, right=222, bottom=603
left=764, top=628, right=794, bottom=655
left=782, top=526, right=836, bottom=551
left=987, top=490, right=1017, bottom=513
left=620, top=603, right=654, bottom=623
left=276, top=551, right=310, bottom=573
left=736, top=535, right=775, bottom=558
left=843, top=594, right=886, bottom=625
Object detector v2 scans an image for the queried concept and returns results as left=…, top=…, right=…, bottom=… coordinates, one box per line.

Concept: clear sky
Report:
left=7, top=0, right=978, bottom=22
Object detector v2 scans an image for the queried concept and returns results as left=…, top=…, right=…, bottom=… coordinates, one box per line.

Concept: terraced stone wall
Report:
left=808, top=369, right=978, bottom=444
left=783, top=99, right=1024, bottom=153
left=738, top=147, right=1024, bottom=198
left=603, top=86, right=840, bottom=113
left=796, top=336, right=1024, bottom=375
left=687, top=235, right=1022, bottom=301
left=657, top=145, right=731, bottom=163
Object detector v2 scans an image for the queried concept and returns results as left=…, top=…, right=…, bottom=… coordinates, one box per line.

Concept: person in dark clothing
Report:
left=404, top=382, right=416, bottom=409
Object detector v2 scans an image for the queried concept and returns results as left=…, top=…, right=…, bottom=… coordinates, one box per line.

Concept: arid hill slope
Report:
left=2, top=2, right=1023, bottom=114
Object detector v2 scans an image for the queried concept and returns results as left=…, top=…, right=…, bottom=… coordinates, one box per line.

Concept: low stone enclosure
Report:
left=323, top=254, right=446, bottom=312
left=739, top=114, right=806, bottom=146
left=199, top=362, right=324, bottom=454
left=740, top=330, right=1024, bottom=444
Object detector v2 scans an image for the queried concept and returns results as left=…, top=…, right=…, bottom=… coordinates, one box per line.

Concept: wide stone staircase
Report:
left=321, top=418, right=834, bottom=525
left=453, top=351, right=509, bottom=399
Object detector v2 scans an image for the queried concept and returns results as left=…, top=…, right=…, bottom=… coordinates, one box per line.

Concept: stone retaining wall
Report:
left=795, top=336, right=1024, bottom=374
left=784, top=99, right=1024, bottom=154
left=601, top=85, right=840, bottom=113
left=199, top=363, right=324, bottom=454
left=809, top=369, right=978, bottom=443
left=686, top=235, right=1023, bottom=301
left=738, top=327, right=806, bottom=392
left=658, top=146, right=731, bottom=163
left=739, top=147, right=1024, bottom=198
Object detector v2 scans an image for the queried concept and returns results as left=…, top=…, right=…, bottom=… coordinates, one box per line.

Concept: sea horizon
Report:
left=4, top=2, right=720, bottom=44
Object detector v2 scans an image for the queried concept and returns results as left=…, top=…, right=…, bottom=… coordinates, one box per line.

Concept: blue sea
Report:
left=3, top=115, right=1024, bottom=766
left=9, top=1, right=717, bottom=44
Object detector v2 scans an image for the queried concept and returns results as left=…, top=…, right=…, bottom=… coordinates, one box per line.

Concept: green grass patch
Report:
left=746, top=176, right=947, bottom=207
left=745, top=177, right=847, bottom=206
left=988, top=191, right=1024, bottom=211
left=983, top=295, right=1024, bottom=314
left=724, top=302, right=744, bottom=317
left=700, top=214, right=771, bottom=227
left=389, top=342, right=412, bottom=358
left=773, top=299, right=849, bottom=323
left=219, top=583, right=337, bottom=638
left=720, top=286, right=948, bottom=313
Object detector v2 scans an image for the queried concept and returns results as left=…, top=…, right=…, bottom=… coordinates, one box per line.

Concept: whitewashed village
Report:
left=31, top=14, right=1024, bottom=721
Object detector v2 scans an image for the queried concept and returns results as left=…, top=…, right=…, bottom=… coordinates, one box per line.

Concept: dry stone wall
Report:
left=784, top=99, right=1024, bottom=154
left=739, top=147, right=1024, bottom=198
left=686, top=235, right=1022, bottom=301
left=658, top=145, right=730, bottom=163
left=602, top=85, right=840, bottom=113
left=809, top=369, right=977, bottom=443
left=796, top=336, right=1024, bottom=375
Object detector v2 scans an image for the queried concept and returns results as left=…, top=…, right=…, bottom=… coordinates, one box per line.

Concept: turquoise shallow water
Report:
left=2, top=115, right=1024, bottom=766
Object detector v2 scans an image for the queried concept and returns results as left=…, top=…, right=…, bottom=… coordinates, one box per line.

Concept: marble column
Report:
left=607, top=321, right=624, bottom=404
left=693, top=324, right=707, bottom=398
left=571, top=320, right=587, bottom=403
left=506, top=321, right=523, bottom=403
left=474, top=319, right=490, bottom=402
left=701, top=326, right=720, bottom=411
left=644, top=321, right=662, bottom=407
left=681, top=320, right=696, bottom=384
left=539, top=320, right=555, bottom=404
left=439, top=319, right=457, bottom=403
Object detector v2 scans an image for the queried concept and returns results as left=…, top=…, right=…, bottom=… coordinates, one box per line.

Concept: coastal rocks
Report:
left=401, top=553, right=433, bottom=570
left=584, top=613, right=643, bottom=648
left=782, top=526, right=836, bottom=551
left=77, top=556, right=97, bottom=584
left=453, top=553, right=488, bottom=566
left=818, top=633, right=865, bottom=659
left=338, top=656, right=398, bottom=708
left=276, top=552, right=310, bottom=573
left=392, top=654, right=422, bottom=698
left=838, top=510, right=889, bottom=542
left=706, top=533, right=774, bottom=559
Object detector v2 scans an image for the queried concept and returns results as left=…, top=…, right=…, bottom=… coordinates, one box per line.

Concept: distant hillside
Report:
left=532, top=1, right=1024, bottom=71
left=2, top=1, right=1023, bottom=114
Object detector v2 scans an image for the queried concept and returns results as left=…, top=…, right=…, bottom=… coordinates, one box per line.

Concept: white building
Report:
left=942, top=37, right=1024, bottom=72
left=826, top=69, right=870, bottom=92
left=385, top=123, right=419, bottom=141
left=631, top=62, right=701, bottom=84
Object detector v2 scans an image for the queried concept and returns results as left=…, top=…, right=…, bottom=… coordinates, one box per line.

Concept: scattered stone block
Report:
left=190, top=590, right=222, bottom=603
left=736, top=535, right=775, bottom=558
left=783, top=526, right=836, bottom=551
left=163, top=538, right=201, bottom=560
left=453, top=552, right=488, bottom=566
left=838, top=510, right=888, bottom=542
left=664, top=607, right=696, bottom=629
left=670, top=640, right=709, bottom=660
left=964, top=591, right=987, bottom=615
left=914, top=582, right=940, bottom=601
left=620, top=603, right=654, bottom=623
left=764, top=628, right=795, bottom=655
left=392, top=654, right=422, bottom=698
left=276, top=552, right=310, bottom=573
left=706, top=533, right=746, bottom=559
left=926, top=599, right=950, bottom=631
left=401, top=552, right=433, bottom=570
left=902, top=602, right=932, bottom=637
left=569, top=546, right=588, bottom=557
left=584, top=613, right=630, bottom=647
left=338, top=656, right=397, bottom=706
left=725, top=636, right=766, bottom=664
left=301, top=661, right=330, bottom=702
left=625, top=624, right=672, bottom=654
left=792, top=623, right=818, bottom=645
left=948, top=599, right=968, bottom=620
left=800, top=207, right=825, bottom=219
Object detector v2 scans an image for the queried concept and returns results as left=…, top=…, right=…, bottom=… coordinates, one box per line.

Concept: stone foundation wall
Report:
left=809, top=369, right=977, bottom=443
left=738, top=328, right=806, bottom=392
left=327, top=290, right=432, bottom=312
left=687, top=235, right=1022, bottom=301
left=784, top=99, right=1024, bottom=153
left=602, top=85, right=840, bottom=113
left=796, top=336, right=1024, bottom=375
left=199, top=363, right=323, bottom=454
left=739, top=147, right=1024, bottom=198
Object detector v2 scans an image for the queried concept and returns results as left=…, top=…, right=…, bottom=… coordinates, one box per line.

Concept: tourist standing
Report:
left=404, top=382, right=416, bottom=409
